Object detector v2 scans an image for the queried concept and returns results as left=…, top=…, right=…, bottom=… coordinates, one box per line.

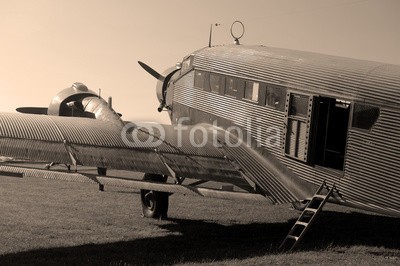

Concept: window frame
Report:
left=194, top=70, right=210, bottom=91
left=243, top=81, right=260, bottom=103
left=209, top=73, right=225, bottom=94
left=265, top=84, right=286, bottom=111
left=224, top=76, right=244, bottom=99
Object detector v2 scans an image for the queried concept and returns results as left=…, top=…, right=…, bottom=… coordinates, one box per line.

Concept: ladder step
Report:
left=295, top=221, right=309, bottom=227
left=287, top=235, right=299, bottom=241
left=304, top=207, right=318, bottom=213
left=313, top=194, right=328, bottom=200
left=280, top=181, right=336, bottom=251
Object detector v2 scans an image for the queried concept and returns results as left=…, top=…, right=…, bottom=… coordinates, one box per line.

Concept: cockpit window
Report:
left=352, top=103, right=380, bottom=130
left=181, top=56, right=193, bottom=73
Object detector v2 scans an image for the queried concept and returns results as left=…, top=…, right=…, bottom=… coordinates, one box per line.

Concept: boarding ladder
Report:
left=280, top=181, right=335, bottom=251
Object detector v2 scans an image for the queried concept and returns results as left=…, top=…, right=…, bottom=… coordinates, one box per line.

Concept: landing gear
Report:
left=97, top=167, right=107, bottom=176
left=140, top=173, right=169, bottom=219
left=97, top=167, right=107, bottom=192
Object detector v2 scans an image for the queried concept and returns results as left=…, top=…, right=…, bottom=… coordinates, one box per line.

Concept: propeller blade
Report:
left=16, top=107, right=48, bottom=115
left=138, top=61, right=164, bottom=81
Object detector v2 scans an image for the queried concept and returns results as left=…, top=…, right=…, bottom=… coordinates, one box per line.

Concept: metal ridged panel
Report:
left=159, top=125, right=224, bottom=158
left=213, top=126, right=317, bottom=204
left=0, top=113, right=64, bottom=141
left=174, top=83, right=285, bottom=155
left=0, top=165, right=267, bottom=202
left=0, top=112, right=225, bottom=157
left=94, top=176, right=267, bottom=202
left=174, top=72, right=400, bottom=211
left=51, top=116, right=127, bottom=147
left=68, top=144, right=170, bottom=174
left=220, top=141, right=297, bottom=204
left=0, top=165, right=96, bottom=184
left=193, top=45, right=400, bottom=107
left=67, top=143, right=245, bottom=185
left=0, top=112, right=244, bottom=184
left=173, top=84, right=339, bottom=189
left=340, top=108, right=400, bottom=211
left=159, top=153, right=245, bottom=184
left=0, top=138, right=70, bottom=163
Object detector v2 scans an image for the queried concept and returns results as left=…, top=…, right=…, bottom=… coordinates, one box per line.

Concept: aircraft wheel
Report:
left=140, top=173, right=169, bottom=219
left=97, top=167, right=107, bottom=176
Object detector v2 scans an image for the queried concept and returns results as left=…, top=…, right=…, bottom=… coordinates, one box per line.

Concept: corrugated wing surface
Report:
left=0, top=112, right=317, bottom=204
left=0, top=113, right=252, bottom=196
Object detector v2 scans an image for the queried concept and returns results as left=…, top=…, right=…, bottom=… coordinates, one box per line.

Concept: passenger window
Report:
left=210, top=73, right=224, bottom=93
left=194, top=70, right=209, bottom=90
left=352, top=104, right=380, bottom=130
left=266, top=85, right=286, bottom=111
left=225, top=77, right=238, bottom=97
left=244, top=81, right=259, bottom=102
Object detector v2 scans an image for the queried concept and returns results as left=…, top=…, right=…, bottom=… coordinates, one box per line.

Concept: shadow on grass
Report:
left=0, top=211, right=399, bottom=265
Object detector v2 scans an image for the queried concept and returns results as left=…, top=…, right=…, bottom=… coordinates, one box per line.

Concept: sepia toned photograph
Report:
left=0, top=0, right=399, bottom=265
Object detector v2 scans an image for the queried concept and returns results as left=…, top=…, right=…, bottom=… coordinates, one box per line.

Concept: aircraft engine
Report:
left=47, top=82, right=97, bottom=116
left=17, top=82, right=123, bottom=124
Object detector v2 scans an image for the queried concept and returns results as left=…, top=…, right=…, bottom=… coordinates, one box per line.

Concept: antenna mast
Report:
left=208, top=23, right=220, bottom=47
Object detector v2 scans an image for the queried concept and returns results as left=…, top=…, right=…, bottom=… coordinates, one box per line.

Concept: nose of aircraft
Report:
left=138, top=61, right=180, bottom=112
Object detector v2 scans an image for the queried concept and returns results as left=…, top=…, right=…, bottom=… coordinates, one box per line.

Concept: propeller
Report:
left=16, top=107, right=48, bottom=115
left=138, top=61, right=180, bottom=112
left=138, top=61, right=164, bottom=81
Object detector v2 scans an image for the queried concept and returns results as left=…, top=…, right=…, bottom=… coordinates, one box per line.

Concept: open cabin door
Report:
left=283, top=93, right=314, bottom=162
left=310, top=97, right=350, bottom=170
left=283, top=92, right=350, bottom=171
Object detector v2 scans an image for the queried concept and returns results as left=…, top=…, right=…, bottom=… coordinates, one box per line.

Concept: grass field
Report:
left=0, top=170, right=399, bottom=265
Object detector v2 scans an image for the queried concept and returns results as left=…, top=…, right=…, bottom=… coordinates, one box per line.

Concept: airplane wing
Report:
left=0, top=112, right=316, bottom=204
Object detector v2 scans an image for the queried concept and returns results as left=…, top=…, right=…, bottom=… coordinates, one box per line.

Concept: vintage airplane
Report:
left=0, top=22, right=399, bottom=249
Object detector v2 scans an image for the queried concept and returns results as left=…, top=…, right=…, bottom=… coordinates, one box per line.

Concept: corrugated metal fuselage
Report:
left=170, top=45, right=400, bottom=217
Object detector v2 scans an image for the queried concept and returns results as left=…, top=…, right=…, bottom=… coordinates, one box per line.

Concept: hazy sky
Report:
left=1, top=0, right=399, bottom=123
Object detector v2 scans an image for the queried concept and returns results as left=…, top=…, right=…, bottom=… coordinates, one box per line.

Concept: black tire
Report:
left=140, top=173, right=169, bottom=219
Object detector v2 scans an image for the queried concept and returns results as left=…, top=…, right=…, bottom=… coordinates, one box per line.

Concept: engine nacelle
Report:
left=47, top=82, right=97, bottom=116
left=47, top=82, right=123, bottom=125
